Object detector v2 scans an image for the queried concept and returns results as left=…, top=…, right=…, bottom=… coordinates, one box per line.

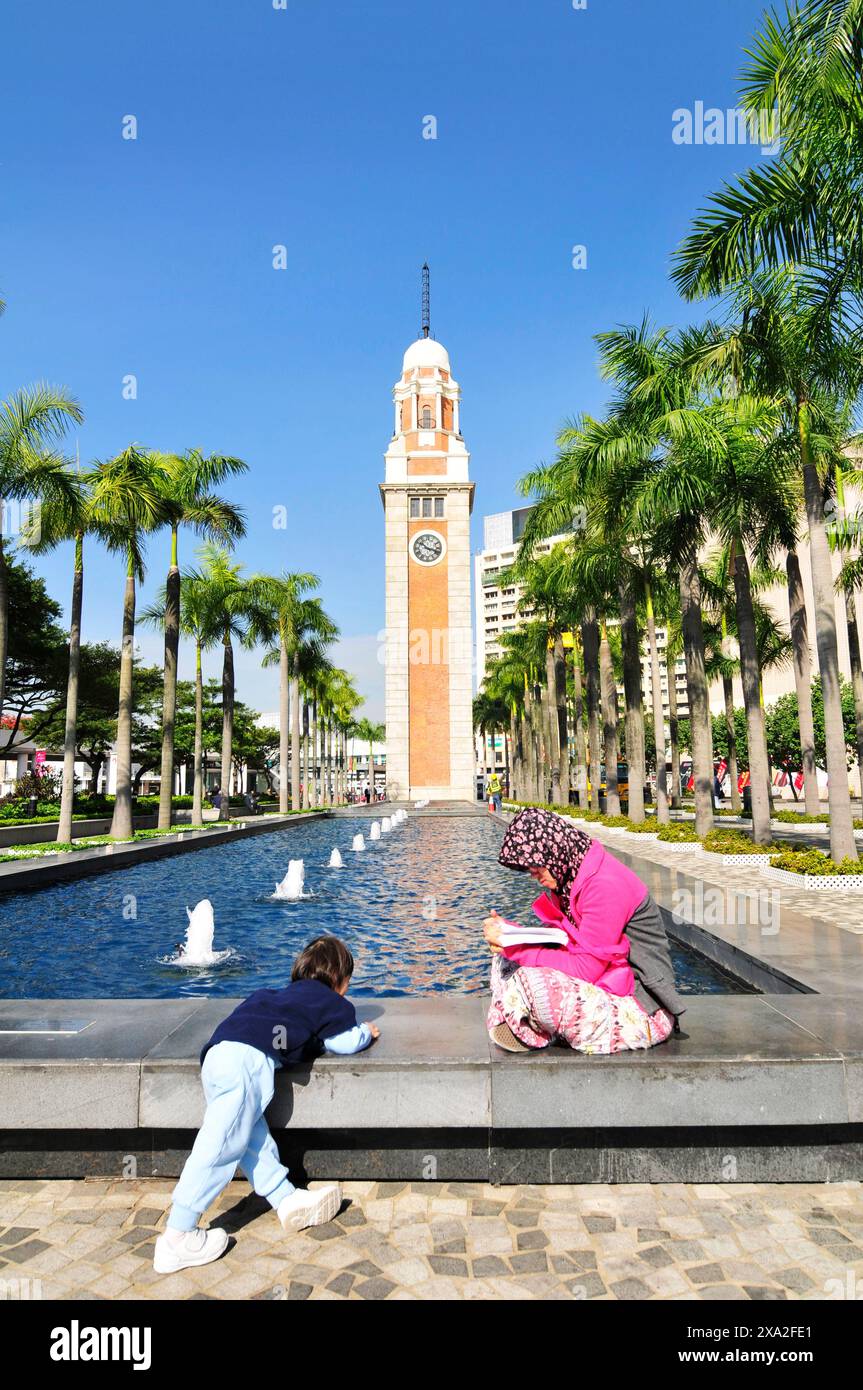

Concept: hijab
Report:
left=498, top=807, right=591, bottom=911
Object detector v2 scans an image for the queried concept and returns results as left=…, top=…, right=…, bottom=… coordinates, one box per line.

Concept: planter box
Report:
left=622, top=831, right=660, bottom=843
left=760, top=864, right=863, bottom=892
left=702, top=851, right=772, bottom=868
left=654, top=840, right=703, bottom=854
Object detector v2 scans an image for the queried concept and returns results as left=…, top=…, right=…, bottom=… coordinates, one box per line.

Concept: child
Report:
left=154, top=935, right=379, bottom=1274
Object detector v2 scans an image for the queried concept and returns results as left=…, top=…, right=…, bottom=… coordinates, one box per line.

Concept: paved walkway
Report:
left=2, top=1177, right=861, bottom=1300
left=583, top=822, right=863, bottom=936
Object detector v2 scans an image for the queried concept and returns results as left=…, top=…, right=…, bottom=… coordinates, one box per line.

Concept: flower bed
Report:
left=700, top=828, right=777, bottom=866
left=759, top=848, right=863, bottom=893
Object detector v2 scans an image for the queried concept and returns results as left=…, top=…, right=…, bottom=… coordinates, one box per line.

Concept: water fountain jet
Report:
left=273, top=859, right=306, bottom=900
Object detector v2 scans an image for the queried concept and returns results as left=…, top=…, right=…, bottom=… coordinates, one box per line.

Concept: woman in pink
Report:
left=484, top=807, right=685, bottom=1053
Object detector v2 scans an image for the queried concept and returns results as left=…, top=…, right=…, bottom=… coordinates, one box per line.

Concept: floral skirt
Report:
left=487, top=955, right=674, bottom=1054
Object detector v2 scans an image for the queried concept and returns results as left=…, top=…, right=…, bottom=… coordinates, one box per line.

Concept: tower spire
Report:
left=421, top=262, right=430, bottom=338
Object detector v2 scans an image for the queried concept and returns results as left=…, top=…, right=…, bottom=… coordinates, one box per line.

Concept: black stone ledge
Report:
left=2, top=1125, right=861, bottom=1184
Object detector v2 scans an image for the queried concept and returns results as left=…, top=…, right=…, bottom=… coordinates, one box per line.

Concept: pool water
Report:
left=0, top=815, right=751, bottom=999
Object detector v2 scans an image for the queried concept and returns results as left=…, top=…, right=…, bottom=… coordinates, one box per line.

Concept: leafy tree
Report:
left=1, top=558, right=68, bottom=752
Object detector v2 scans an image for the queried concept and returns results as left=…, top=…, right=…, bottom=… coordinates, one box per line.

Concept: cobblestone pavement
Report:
left=1, top=1178, right=862, bottom=1300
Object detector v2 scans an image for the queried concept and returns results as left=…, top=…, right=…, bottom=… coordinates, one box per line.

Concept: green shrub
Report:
left=771, top=809, right=830, bottom=824
left=768, top=848, right=863, bottom=876
left=703, top=828, right=776, bottom=855
left=656, top=822, right=700, bottom=843
left=623, top=819, right=661, bottom=833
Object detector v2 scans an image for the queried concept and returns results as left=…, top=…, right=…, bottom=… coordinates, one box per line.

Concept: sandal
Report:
left=490, top=1022, right=531, bottom=1053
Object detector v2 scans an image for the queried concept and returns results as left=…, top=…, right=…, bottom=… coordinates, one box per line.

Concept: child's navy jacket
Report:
left=202, top=979, right=360, bottom=1067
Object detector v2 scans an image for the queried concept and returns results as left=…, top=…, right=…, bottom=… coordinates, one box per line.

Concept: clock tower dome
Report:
left=380, top=269, right=475, bottom=802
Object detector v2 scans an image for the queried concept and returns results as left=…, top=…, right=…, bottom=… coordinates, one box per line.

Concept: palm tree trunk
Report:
left=302, top=699, right=310, bottom=809
left=192, top=639, right=204, bottom=825
left=730, top=544, right=772, bottom=844
left=553, top=636, right=570, bottom=805
left=158, top=531, right=181, bottom=831
left=619, top=578, right=645, bottom=822
left=799, top=401, right=857, bottom=861
left=571, top=639, right=588, bottom=808
left=110, top=555, right=137, bottom=840
left=279, top=637, right=289, bottom=814
left=645, top=582, right=669, bottom=824
left=311, top=697, right=319, bottom=807
left=722, top=673, right=741, bottom=814
left=582, top=614, right=602, bottom=811
left=57, top=533, right=84, bottom=844
left=503, top=725, right=511, bottom=797
left=678, top=549, right=714, bottom=838
left=219, top=630, right=234, bottom=822
left=521, top=707, right=536, bottom=802
left=667, top=650, right=681, bottom=810
left=599, top=620, right=620, bottom=816
left=545, top=644, right=563, bottom=803
left=785, top=550, right=819, bottom=815
left=841, top=589, right=863, bottom=800
left=290, top=653, right=301, bottom=811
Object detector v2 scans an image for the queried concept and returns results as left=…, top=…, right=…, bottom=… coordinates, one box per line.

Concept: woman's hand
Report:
left=483, top=911, right=505, bottom=954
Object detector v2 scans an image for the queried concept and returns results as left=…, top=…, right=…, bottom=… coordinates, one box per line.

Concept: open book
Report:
left=497, top=919, right=569, bottom=948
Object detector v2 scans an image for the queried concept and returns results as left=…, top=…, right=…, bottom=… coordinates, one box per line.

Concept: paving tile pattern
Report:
left=1, top=1178, right=861, bottom=1300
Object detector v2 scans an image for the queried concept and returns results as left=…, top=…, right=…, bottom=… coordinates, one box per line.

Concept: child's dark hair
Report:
left=292, top=935, right=354, bottom=991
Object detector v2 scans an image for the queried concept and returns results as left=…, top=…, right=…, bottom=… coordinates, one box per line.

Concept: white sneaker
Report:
left=153, top=1226, right=229, bottom=1274
left=277, top=1184, right=341, bottom=1232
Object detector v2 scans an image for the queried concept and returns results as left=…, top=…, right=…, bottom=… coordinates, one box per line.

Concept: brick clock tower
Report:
left=380, top=269, right=475, bottom=802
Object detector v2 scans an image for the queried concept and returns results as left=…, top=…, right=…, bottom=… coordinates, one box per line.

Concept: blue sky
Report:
left=2, top=0, right=770, bottom=719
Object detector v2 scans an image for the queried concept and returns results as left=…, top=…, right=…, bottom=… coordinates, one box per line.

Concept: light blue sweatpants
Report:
left=168, top=1040, right=295, bottom=1232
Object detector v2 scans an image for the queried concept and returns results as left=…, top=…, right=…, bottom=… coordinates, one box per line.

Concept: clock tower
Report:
left=380, top=269, right=475, bottom=802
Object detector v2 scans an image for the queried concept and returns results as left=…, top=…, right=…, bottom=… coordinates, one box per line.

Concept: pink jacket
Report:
left=501, top=838, right=648, bottom=998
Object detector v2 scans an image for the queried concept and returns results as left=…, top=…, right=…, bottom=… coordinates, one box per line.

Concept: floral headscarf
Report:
left=498, top=807, right=592, bottom=910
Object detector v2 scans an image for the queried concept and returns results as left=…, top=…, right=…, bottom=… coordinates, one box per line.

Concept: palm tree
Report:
left=150, top=450, right=247, bottom=829
left=295, top=637, right=337, bottom=809
left=507, top=545, right=577, bottom=805
left=17, top=466, right=122, bottom=843
left=141, top=564, right=223, bottom=825
left=355, top=717, right=386, bottom=800
left=249, top=574, right=335, bottom=812
left=88, top=447, right=168, bottom=839
left=0, top=384, right=83, bottom=719
left=671, top=0, right=863, bottom=312
left=473, top=689, right=511, bottom=796
left=190, top=545, right=255, bottom=819
left=332, top=676, right=362, bottom=804
left=699, top=274, right=859, bottom=857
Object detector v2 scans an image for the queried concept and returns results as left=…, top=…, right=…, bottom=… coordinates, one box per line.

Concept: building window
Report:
left=410, top=495, right=444, bottom=520
left=421, top=405, right=434, bottom=429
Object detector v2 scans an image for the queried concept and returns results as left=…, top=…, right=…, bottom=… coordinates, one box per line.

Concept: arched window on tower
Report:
left=420, top=404, right=434, bottom=429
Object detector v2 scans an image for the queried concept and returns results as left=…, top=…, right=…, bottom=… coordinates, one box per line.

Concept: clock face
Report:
left=411, top=530, right=445, bottom=565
